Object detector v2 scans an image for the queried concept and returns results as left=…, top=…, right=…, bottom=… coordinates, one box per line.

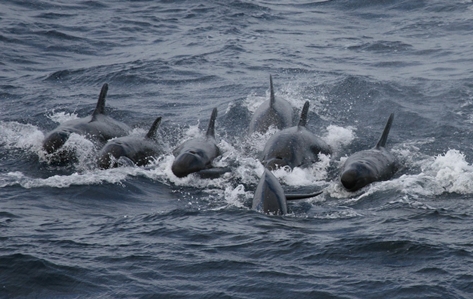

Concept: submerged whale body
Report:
left=252, top=169, right=323, bottom=215
left=42, top=84, right=131, bottom=159
left=340, top=113, right=398, bottom=192
left=261, top=101, right=331, bottom=170
left=97, top=116, right=163, bottom=169
left=248, top=75, right=293, bottom=134
left=171, top=108, right=228, bottom=178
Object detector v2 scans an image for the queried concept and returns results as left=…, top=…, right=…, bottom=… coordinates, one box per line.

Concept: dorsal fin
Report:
left=145, top=117, right=162, bottom=139
left=92, top=83, right=108, bottom=120
left=206, top=108, right=218, bottom=138
left=376, top=113, right=394, bottom=149
left=269, top=75, right=275, bottom=108
left=298, top=101, right=310, bottom=127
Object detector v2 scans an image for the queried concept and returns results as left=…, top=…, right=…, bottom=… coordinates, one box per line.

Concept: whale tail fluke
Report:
left=145, top=117, right=162, bottom=139
left=92, top=83, right=108, bottom=120
left=269, top=75, right=275, bottom=108
left=206, top=108, right=218, bottom=138
left=376, top=113, right=394, bottom=149
left=298, top=101, right=310, bottom=127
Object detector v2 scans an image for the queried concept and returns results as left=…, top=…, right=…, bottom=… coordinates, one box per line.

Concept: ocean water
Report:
left=1, top=0, right=473, bottom=298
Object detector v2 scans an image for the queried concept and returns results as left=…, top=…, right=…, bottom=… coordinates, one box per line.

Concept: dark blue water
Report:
left=1, top=0, right=473, bottom=298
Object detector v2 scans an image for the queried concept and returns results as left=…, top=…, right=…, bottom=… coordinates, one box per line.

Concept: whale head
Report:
left=340, top=165, right=374, bottom=192
left=43, top=131, right=70, bottom=154
left=171, top=151, right=209, bottom=178
left=97, top=144, right=127, bottom=169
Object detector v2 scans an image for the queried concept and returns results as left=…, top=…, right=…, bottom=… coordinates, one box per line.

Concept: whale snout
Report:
left=340, top=169, right=359, bottom=191
left=43, top=131, right=70, bottom=154
left=98, top=144, right=127, bottom=169
left=340, top=165, right=373, bottom=192
left=171, top=152, right=206, bottom=178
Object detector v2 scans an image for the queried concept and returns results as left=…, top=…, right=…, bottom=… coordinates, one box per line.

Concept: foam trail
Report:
left=1, top=169, right=129, bottom=189
left=0, top=121, right=44, bottom=152
left=243, top=92, right=267, bottom=113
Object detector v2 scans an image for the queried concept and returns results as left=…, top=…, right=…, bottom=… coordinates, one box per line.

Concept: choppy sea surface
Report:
left=1, top=0, right=473, bottom=298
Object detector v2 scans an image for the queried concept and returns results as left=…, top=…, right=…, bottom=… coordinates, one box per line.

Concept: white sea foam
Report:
left=387, top=148, right=473, bottom=197
left=243, top=92, right=267, bottom=113
left=46, top=111, right=79, bottom=124
left=271, top=153, right=331, bottom=187
left=0, top=121, right=44, bottom=151
left=223, top=184, right=252, bottom=209
left=0, top=168, right=130, bottom=189
left=279, top=80, right=329, bottom=117
left=322, top=125, right=356, bottom=154
left=418, top=149, right=473, bottom=194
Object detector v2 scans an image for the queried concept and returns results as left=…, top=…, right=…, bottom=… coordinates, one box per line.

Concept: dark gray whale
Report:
left=172, top=108, right=228, bottom=178
left=340, top=113, right=398, bottom=192
left=97, top=117, right=164, bottom=169
left=42, top=84, right=130, bottom=157
left=261, top=101, right=332, bottom=170
left=248, top=75, right=293, bottom=134
left=252, top=169, right=323, bottom=215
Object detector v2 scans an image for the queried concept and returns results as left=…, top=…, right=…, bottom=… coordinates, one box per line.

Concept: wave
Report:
left=0, top=253, right=102, bottom=298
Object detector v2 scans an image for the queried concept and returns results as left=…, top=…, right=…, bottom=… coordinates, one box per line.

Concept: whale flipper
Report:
left=196, top=167, right=232, bottom=179
left=285, top=190, right=323, bottom=200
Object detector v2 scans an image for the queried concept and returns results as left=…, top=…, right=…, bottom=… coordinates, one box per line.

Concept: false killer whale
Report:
left=42, top=84, right=131, bottom=157
left=252, top=169, right=323, bottom=215
left=340, top=113, right=398, bottom=192
left=97, top=116, right=164, bottom=169
left=171, top=108, right=229, bottom=178
left=261, top=101, right=331, bottom=170
left=248, top=75, right=293, bottom=134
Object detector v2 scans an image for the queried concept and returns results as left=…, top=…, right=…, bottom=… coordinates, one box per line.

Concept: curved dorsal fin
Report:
left=92, top=83, right=108, bottom=120
left=376, top=113, right=394, bottom=149
left=269, top=75, right=275, bottom=108
left=206, top=108, right=218, bottom=138
left=145, top=116, right=162, bottom=139
left=298, top=101, right=310, bottom=127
